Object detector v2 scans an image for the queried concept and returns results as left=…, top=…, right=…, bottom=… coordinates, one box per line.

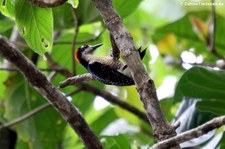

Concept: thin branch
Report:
left=0, top=103, right=51, bottom=130
left=91, top=0, right=178, bottom=143
left=26, top=0, right=67, bottom=8
left=0, top=36, right=103, bottom=149
left=0, top=67, right=63, bottom=72
left=71, top=8, right=79, bottom=75
left=151, top=116, right=225, bottom=149
left=208, top=0, right=224, bottom=60
left=59, top=73, right=94, bottom=88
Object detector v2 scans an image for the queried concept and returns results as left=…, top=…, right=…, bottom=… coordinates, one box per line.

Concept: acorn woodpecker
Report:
left=75, top=44, right=146, bottom=86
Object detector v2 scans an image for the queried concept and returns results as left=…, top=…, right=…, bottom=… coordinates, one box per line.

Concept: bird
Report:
left=74, top=43, right=146, bottom=86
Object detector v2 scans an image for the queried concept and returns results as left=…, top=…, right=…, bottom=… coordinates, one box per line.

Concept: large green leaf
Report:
left=196, top=99, right=225, bottom=116
left=15, top=0, right=53, bottom=55
left=174, top=66, right=225, bottom=102
left=4, top=73, right=66, bottom=149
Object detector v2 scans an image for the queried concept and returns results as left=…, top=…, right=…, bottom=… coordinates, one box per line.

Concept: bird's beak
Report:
left=90, top=43, right=103, bottom=52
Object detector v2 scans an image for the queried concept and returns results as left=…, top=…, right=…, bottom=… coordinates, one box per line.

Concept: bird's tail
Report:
left=137, top=47, right=147, bottom=60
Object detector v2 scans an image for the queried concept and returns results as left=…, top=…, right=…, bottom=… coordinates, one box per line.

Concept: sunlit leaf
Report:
left=0, top=0, right=15, bottom=19
left=15, top=0, right=53, bottom=55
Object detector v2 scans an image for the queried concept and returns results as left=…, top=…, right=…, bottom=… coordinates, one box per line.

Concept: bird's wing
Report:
left=88, top=62, right=134, bottom=86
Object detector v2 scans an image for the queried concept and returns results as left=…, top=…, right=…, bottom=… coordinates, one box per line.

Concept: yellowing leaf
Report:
left=156, top=33, right=179, bottom=57
left=190, top=16, right=208, bottom=41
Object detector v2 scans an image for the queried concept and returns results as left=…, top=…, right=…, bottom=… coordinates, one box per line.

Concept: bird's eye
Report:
left=81, top=45, right=88, bottom=49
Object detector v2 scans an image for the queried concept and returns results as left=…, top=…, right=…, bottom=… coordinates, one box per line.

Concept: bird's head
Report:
left=75, top=43, right=103, bottom=63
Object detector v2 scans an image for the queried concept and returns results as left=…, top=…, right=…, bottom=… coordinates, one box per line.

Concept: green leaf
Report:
left=101, top=134, right=131, bottom=149
left=15, top=0, right=53, bottom=55
left=113, top=0, right=142, bottom=18
left=196, top=99, right=225, bottom=116
left=76, top=0, right=101, bottom=24
left=174, top=67, right=225, bottom=102
left=0, top=19, right=14, bottom=33
left=0, top=0, right=15, bottom=19
left=53, top=3, right=74, bottom=30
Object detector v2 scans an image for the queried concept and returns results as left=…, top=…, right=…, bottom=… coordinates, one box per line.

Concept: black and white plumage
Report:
left=74, top=44, right=146, bottom=86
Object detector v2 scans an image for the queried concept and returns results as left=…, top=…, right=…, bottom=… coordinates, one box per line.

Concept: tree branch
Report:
left=0, top=36, right=103, bottom=149
left=151, top=116, right=225, bottom=149
left=91, top=0, right=178, bottom=143
left=110, top=33, right=120, bottom=60
left=0, top=67, right=65, bottom=72
left=59, top=73, right=94, bottom=88
left=207, top=0, right=224, bottom=60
